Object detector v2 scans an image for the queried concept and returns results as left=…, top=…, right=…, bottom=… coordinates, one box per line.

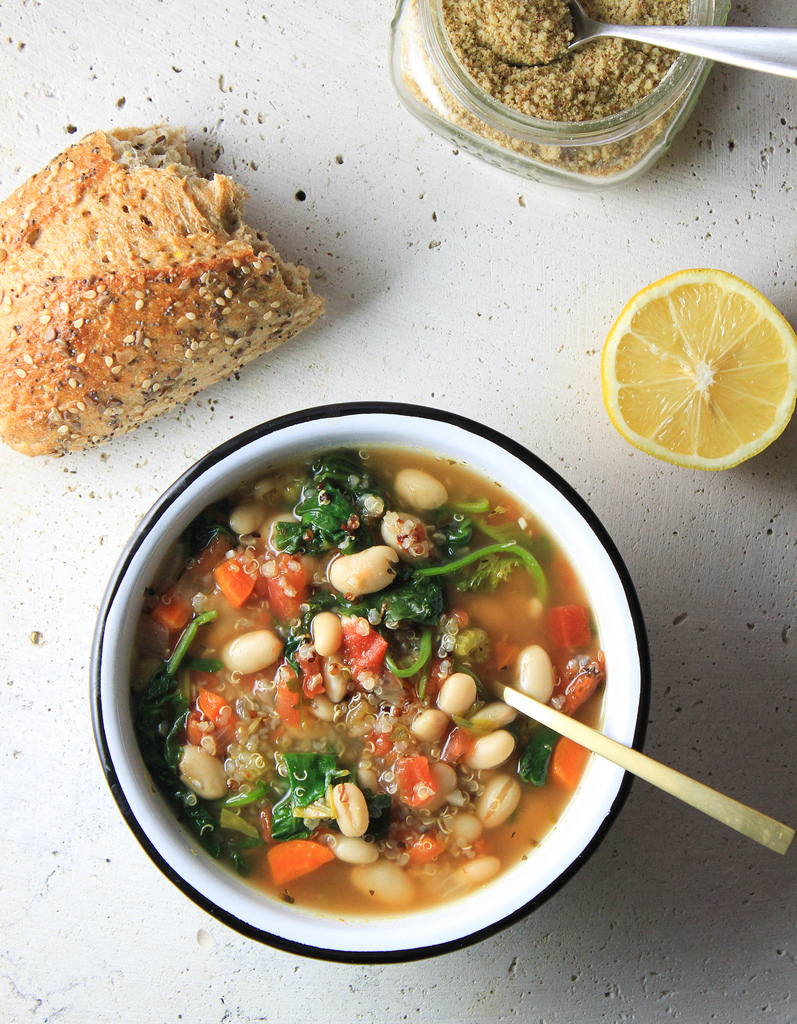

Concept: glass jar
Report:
left=389, top=0, right=729, bottom=189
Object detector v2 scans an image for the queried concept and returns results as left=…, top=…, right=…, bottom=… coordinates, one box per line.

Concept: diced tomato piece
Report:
left=405, top=831, right=445, bottom=866
left=395, top=755, right=437, bottom=807
left=265, top=553, right=309, bottom=621
left=298, top=650, right=325, bottom=698
left=342, top=617, right=388, bottom=677
left=440, top=726, right=473, bottom=764
left=149, top=589, right=192, bottom=633
left=214, top=556, right=256, bottom=608
left=553, top=652, right=606, bottom=715
left=267, top=839, right=335, bottom=885
left=548, top=605, right=592, bottom=649
left=275, top=674, right=303, bottom=728
left=370, top=731, right=392, bottom=757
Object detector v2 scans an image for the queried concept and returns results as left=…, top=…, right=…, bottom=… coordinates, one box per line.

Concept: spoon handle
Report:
left=576, top=24, right=797, bottom=80
left=493, top=682, right=794, bottom=855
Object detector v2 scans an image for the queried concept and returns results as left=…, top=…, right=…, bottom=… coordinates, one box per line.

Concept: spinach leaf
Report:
left=270, top=753, right=350, bottom=842
left=183, top=505, right=235, bottom=557
left=273, top=452, right=385, bottom=556
left=364, top=792, right=393, bottom=841
left=134, top=611, right=221, bottom=856
left=432, top=509, right=473, bottom=557
left=343, top=572, right=444, bottom=629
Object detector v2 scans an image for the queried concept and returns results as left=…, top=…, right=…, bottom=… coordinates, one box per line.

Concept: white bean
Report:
left=330, top=836, right=379, bottom=865
left=328, top=547, right=399, bottom=597
left=222, top=629, right=283, bottom=674
left=228, top=500, right=266, bottom=537
left=411, top=708, right=448, bottom=743
left=393, top=468, right=448, bottom=510
left=357, top=767, right=378, bottom=794
left=448, top=812, right=483, bottom=845
left=380, top=511, right=434, bottom=562
left=467, top=701, right=517, bottom=730
left=465, top=729, right=516, bottom=770
left=310, top=694, right=335, bottom=722
left=332, top=782, right=369, bottom=837
left=311, top=611, right=343, bottom=657
left=424, top=762, right=458, bottom=812
left=440, top=855, right=501, bottom=901
left=178, top=744, right=228, bottom=800
left=518, top=645, right=555, bottom=703
left=351, top=861, right=415, bottom=906
left=476, top=775, right=521, bottom=829
left=437, top=672, right=477, bottom=717
left=322, top=657, right=349, bottom=703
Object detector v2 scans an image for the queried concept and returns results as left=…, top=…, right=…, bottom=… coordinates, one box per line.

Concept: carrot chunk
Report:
left=267, top=839, right=335, bottom=885
left=405, top=831, right=445, bottom=866
left=214, top=556, right=256, bottom=608
left=150, top=589, right=192, bottom=633
left=550, top=737, right=590, bottom=789
left=197, top=687, right=231, bottom=726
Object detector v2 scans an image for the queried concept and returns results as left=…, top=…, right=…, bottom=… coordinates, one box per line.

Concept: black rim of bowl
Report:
left=90, top=401, right=650, bottom=964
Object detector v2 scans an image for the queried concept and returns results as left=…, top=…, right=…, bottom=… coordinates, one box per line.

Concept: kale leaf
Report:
left=454, top=552, right=522, bottom=592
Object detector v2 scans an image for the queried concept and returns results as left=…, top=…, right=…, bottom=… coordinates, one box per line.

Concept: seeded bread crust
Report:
left=0, top=125, right=324, bottom=456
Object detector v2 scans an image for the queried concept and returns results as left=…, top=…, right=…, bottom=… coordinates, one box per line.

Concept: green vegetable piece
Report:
left=449, top=498, right=490, bottom=514
left=385, top=628, right=432, bottom=678
left=223, top=781, right=268, bottom=808
left=518, top=727, right=559, bottom=787
left=219, top=808, right=261, bottom=838
left=364, top=791, right=393, bottom=841
left=134, top=610, right=222, bottom=856
left=271, top=753, right=349, bottom=841
left=344, top=572, right=444, bottom=628
left=284, top=752, right=346, bottom=809
left=273, top=452, right=384, bottom=556
left=453, top=627, right=490, bottom=664
left=415, top=542, right=548, bottom=601
left=183, top=657, right=224, bottom=674
left=166, top=610, right=218, bottom=676
left=454, top=553, right=521, bottom=593
left=183, top=506, right=234, bottom=557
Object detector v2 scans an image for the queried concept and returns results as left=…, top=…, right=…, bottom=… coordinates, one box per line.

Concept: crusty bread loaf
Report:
left=0, top=125, right=324, bottom=456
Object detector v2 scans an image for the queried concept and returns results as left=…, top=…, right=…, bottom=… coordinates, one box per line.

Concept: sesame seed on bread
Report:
left=0, top=124, right=324, bottom=456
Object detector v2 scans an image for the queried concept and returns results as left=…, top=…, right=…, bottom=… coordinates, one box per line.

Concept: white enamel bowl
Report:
left=91, top=403, right=649, bottom=962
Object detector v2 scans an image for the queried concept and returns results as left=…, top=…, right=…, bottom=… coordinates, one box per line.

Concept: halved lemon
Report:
left=601, top=269, right=797, bottom=470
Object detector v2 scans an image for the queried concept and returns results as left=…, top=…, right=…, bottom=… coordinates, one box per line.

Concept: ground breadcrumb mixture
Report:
left=442, top=0, right=689, bottom=121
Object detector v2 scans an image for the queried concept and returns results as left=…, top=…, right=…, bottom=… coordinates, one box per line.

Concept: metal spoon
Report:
left=558, top=0, right=797, bottom=79
left=492, top=680, right=794, bottom=855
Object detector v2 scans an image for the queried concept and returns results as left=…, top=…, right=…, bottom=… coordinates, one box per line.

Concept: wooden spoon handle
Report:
left=494, top=682, right=794, bottom=855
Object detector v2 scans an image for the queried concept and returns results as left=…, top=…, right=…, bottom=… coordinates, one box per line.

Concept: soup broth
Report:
left=132, top=448, right=607, bottom=915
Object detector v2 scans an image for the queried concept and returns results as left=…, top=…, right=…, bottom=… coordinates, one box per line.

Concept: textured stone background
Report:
left=1, top=1, right=795, bottom=1021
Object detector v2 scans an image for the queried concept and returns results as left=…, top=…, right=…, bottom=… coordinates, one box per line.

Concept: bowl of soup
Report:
left=91, top=403, right=649, bottom=961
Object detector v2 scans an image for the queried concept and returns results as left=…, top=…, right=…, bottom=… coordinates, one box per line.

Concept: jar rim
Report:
left=420, top=0, right=722, bottom=146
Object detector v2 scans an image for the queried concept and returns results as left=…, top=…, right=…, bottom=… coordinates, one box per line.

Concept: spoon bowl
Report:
left=557, top=0, right=797, bottom=79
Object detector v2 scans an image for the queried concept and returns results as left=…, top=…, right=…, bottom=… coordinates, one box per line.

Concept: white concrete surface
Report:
left=1, top=1, right=795, bottom=1021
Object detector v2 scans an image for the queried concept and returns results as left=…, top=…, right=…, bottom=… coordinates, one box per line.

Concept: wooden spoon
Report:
left=492, top=681, right=794, bottom=855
